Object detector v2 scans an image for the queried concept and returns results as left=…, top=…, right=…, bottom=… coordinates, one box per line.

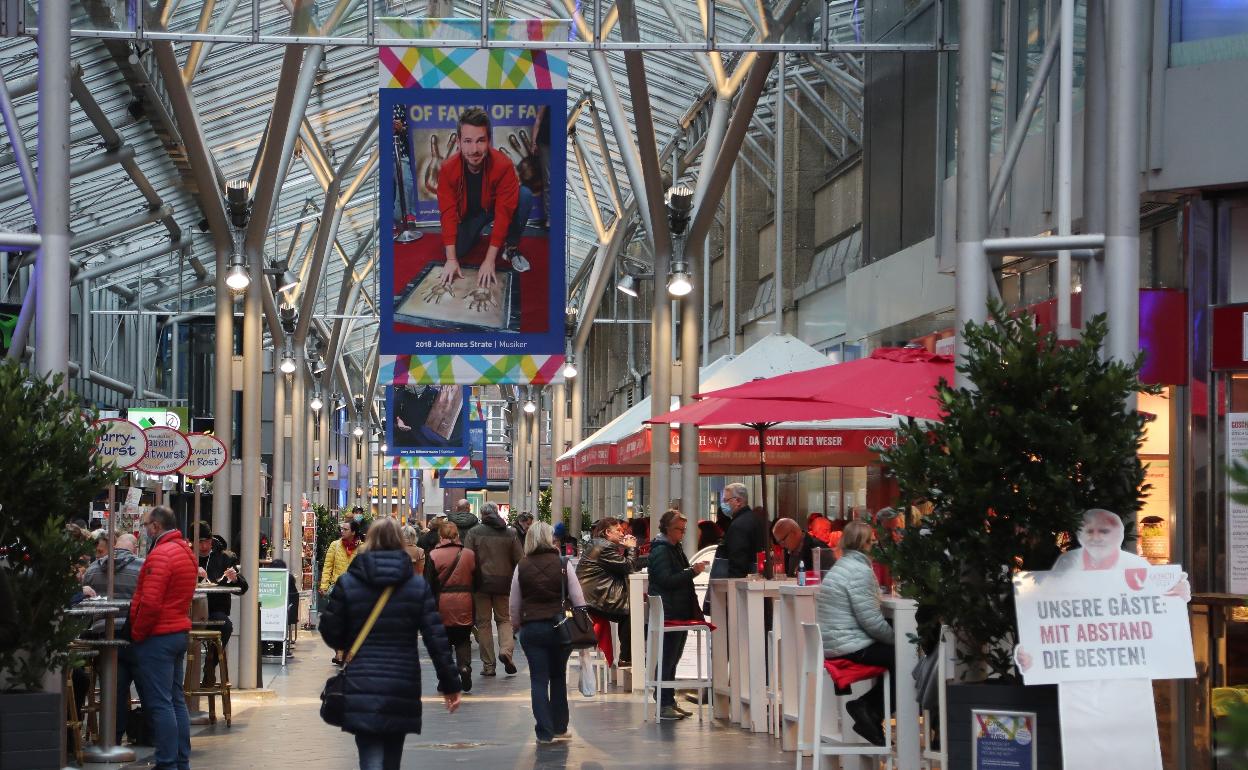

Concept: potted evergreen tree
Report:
left=877, top=305, right=1151, bottom=768
left=0, top=361, right=121, bottom=766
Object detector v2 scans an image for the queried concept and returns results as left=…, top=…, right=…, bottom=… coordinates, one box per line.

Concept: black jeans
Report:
left=205, top=612, right=232, bottom=680
left=518, top=619, right=572, bottom=741
left=842, top=641, right=896, bottom=718
left=355, top=732, right=405, bottom=770
left=445, top=626, right=473, bottom=675
left=659, top=630, right=688, bottom=707
left=454, top=186, right=534, bottom=258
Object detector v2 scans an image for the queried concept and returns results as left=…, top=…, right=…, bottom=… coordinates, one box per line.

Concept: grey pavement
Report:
left=103, top=629, right=796, bottom=770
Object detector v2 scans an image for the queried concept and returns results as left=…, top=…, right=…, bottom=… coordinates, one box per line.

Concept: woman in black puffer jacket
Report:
left=320, top=518, right=462, bottom=770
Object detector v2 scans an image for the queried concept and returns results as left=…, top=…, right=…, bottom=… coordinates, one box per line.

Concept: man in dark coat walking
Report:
left=717, top=482, right=763, bottom=578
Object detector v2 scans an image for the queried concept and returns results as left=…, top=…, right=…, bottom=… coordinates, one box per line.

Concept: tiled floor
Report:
left=102, top=629, right=796, bottom=769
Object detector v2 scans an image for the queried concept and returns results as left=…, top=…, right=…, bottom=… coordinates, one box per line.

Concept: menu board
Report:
left=1227, top=413, right=1248, bottom=594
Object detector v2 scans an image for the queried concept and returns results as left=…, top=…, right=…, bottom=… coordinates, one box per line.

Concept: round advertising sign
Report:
left=184, top=432, right=229, bottom=479
left=136, top=427, right=191, bottom=475
left=93, top=418, right=148, bottom=470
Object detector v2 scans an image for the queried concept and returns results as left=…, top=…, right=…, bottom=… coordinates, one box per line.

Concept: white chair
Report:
left=795, top=622, right=892, bottom=770
left=644, top=597, right=713, bottom=722
left=767, top=627, right=783, bottom=737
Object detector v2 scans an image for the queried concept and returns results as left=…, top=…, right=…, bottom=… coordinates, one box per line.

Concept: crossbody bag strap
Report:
left=345, top=585, right=395, bottom=665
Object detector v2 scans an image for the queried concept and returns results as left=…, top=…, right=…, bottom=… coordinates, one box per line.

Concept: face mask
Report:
left=719, top=500, right=733, bottom=515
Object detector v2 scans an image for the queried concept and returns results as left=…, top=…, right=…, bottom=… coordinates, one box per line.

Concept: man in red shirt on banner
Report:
left=437, top=107, right=533, bottom=289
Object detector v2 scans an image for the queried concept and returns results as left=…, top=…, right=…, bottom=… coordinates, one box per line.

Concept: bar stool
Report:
left=69, top=642, right=101, bottom=743
left=184, top=626, right=232, bottom=726
left=795, top=623, right=892, bottom=770
left=64, top=665, right=85, bottom=765
left=643, top=599, right=713, bottom=722
left=767, top=627, right=783, bottom=737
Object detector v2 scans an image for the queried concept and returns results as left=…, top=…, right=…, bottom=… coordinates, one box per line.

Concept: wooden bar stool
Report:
left=64, top=665, right=84, bottom=766
left=184, top=627, right=232, bottom=726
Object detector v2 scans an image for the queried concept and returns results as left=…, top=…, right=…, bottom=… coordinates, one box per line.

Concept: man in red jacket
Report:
left=437, top=106, right=533, bottom=289
left=128, top=505, right=197, bottom=770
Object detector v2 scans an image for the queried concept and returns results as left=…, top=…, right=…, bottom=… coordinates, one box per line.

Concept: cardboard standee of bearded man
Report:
left=1017, top=509, right=1190, bottom=770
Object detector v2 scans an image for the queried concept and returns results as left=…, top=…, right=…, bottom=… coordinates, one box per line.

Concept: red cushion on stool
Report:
left=664, top=619, right=718, bottom=632
left=823, top=658, right=887, bottom=690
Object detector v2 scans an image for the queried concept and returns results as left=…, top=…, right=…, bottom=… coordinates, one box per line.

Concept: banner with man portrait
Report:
left=378, top=19, right=568, bottom=385
left=385, top=385, right=471, bottom=458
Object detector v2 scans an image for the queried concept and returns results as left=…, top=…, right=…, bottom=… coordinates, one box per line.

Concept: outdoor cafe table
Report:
left=730, top=577, right=786, bottom=732
left=67, top=601, right=133, bottom=764
left=188, top=585, right=242, bottom=724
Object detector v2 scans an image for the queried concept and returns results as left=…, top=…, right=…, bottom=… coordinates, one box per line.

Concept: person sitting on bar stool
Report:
left=82, top=533, right=144, bottom=743
left=194, top=524, right=248, bottom=686
left=816, top=520, right=894, bottom=747
left=772, top=517, right=824, bottom=578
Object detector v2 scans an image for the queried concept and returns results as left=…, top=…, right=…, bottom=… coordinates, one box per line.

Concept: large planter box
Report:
left=0, top=691, right=62, bottom=770
left=946, top=682, right=1062, bottom=770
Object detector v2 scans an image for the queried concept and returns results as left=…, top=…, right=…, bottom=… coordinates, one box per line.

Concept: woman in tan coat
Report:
left=427, top=519, right=477, bottom=692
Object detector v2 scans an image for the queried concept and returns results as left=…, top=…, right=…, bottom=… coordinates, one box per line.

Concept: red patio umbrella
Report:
left=697, top=346, right=955, bottom=421
left=648, top=396, right=879, bottom=579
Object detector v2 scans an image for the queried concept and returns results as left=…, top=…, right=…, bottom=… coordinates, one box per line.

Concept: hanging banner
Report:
left=439, top=420, right=488, bottom=488
left=1012, top=565, right=1195, bottom=685
left=1228, top=412, right=1248, bottom=593
left=385, top=385, right=470, bottom=457
left=136, top=427, right=191, bottom=476
left=387, top=455, right=472, bottom=471
left=0, top=302, right=20, bottom=356
left=378, top=18, right=568, bottom=385
left=258, top=568, right=290, bottom=643
left=93, top=418, right=148, bottom=470
left=126, top=407, right=190, bottom=432
left=184, top=433, right=229, bottom=479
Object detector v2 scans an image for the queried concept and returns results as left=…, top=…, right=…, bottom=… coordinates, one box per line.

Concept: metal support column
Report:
left=729, top=165, right=738, bottom=353
left=1081, top=0, right=1108, bottom=327
left=1055, top=0, right=1075, bottom=339
left=569, top=371, right=583, bottom=526
left=272, top=368, right=288, bottom=550
left=1104, top=1, right=1142, bottom=368
left=319, top=393, right=331, bottom=511
left=35, top=0, right=70, bottom=386
left=288, top=359, right=306, bottom=573
left=551, top=380, right=566, bottom=528
left=955, top=1, right=993, bottom=387
left=239, top=258, right=263, bottom=690
left=774, top=54, right=786, bottom=336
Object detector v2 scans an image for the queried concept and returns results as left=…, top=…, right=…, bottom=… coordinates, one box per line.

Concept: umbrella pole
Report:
left=756, top=424, right=773, bottom=580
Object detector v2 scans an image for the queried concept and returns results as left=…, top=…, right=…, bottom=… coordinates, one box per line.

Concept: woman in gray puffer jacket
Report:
left=816, top=520, right=893, bottom=747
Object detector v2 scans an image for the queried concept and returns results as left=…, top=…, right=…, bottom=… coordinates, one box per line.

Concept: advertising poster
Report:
left=1228, top=412, right=1248, bottom=593
left=1013, top=565, right=1195, bottom=685
left=0, top=302, right=20, bottom=356
left=386, top=385, right=470, bottom=457
left=972, top=710, right=1036, bottom=770
left=378, top=18, right=568, bottom=385
left=258, top=568, right=290, bottom=643
left=439, top=420, right=487, bottom=489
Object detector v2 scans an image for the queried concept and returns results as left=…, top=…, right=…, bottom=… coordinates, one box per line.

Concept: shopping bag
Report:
left=578, top=649, right=596, bottom=697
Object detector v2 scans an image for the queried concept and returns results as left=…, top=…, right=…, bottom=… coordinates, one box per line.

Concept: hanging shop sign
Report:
left=183, top=433, right=229, bottom=479
left=385, top=385, right=471, bottom=457
left=613, top=427, right=901, bottom=468
left=1228, top=412, right=1248, bottom=594
left=1012, top=565, right=1195, bottom=685
left=93, top=417, right=149, bottom=470
left=126, top=406, right=190, bottom=432
left=136, top=427, right=191, bottom=476
left=377, top=17, right=568, bottom=385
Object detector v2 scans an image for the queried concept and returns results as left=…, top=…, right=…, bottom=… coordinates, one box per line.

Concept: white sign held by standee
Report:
left=93, top=418, right=148, bottom=470
left=1228, top=412, right=1248, bottom=594
left=1013, top=565, right=1195, bottom=685
left=184, top=433, right=229, bottom=478
left=136, top=426, right=191, bottom=475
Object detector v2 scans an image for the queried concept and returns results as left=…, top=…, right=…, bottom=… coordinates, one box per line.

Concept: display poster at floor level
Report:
left=385, top=385, right=470, bottom=457
left=1227, top=412, right=1248, bottom=593
left=1012, top=565, right=1195, bottom=685
left=439, top=420, right=487, bottom=489
left=258, top=568, right=289, bottom=643
left=971, top=710, right=1036, bottom=770
left=377, top=17, right=568, bottom=385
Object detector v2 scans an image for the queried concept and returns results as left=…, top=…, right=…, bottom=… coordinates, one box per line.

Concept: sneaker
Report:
left=506, top=247, right=531, bottom=273
left=460, top=669, right=473, bottom=693
left=845, top=698, right=885, bottom=746
left=659, top=705, right=688, bottom=721
left=481, top=669, right=497, bottom=677
left=536, top=737, right=556, bottom=746
left=672, top=704, right=693, bottom=717
left=499, top=653, right=518, bottom=675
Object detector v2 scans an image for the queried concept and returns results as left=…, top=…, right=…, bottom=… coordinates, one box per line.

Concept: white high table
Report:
left=775, top=586, right=921, bottom=770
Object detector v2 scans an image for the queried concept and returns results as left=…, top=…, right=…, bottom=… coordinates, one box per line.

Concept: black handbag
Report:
left=319, top=586, right=394, bottom=727
left=554, top=558, right=597, bottom=649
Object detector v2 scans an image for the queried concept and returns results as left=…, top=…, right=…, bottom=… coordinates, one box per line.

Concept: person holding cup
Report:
left=646, top=510, right=710, bottom=720
left=575, top=517, right=641, bottom=666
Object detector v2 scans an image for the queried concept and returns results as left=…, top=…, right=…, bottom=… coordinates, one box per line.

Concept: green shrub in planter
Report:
left=877, top=305, right=1151, bottom=680
left=0, top=362, right=122, bottom=692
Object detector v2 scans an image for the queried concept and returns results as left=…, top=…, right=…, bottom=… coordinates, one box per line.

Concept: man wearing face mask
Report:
left=715, top=483, right=763, bottom=579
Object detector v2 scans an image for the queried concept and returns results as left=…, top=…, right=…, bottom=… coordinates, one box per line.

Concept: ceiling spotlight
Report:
left=617, top=273, right=638, bottom=297
left=562, top=357, right=578, bottom=379
left=665, top=183, right=695, bottom=236
left=667, top=264, right=693, bottom=298
left=277, top=268, right=299, bottom=294
left=380, top=443, right=388, bottom=454
left=523, top=398, right=536, bottom=414
left=309, top=394, right=324, bottom=412
left=279, top=355, right=297, bottom=374
left=225, top=261, right=250, bottom=292
left=353, top=423, right=365, bottom=438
